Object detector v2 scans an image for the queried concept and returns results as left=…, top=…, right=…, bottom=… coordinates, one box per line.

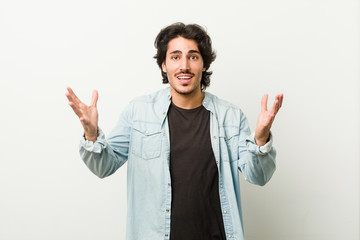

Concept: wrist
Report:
left=255, top=134, right=270, bottom=146
left=85, top=135, right=97, bottom=142
left=84, top=128, right=98, bottom=142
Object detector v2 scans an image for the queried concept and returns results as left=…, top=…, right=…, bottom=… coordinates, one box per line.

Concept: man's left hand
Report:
left=255, top=93, right=284, bottom=146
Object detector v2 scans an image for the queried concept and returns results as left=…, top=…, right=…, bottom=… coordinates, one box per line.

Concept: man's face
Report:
left=162, top=37, right=205, bottom=96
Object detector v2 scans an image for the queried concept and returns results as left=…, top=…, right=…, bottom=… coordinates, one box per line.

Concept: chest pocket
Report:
left=219, top=126, right=239, bottom=162
left=131, top=121, right=163, bottom=160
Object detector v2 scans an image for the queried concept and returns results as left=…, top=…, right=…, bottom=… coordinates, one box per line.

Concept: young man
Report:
left=66, top=23, right=283, bottom=240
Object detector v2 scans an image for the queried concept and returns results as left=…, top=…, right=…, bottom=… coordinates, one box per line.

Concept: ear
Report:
left=202, top=67, right=206, bottom=72
left=162, top=62, right=167, bottom=73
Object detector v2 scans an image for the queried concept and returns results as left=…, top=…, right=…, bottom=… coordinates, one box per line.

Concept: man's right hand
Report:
left=65, top=87, right=99, bottom=142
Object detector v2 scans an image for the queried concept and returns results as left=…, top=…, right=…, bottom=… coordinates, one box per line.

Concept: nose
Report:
left=179, top=57, right=190, bottom=71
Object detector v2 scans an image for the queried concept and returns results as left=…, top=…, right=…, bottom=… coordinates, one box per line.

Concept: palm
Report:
left=66, top=87, right=99, bottom=141
left=78, top=101, right=98, bottom=131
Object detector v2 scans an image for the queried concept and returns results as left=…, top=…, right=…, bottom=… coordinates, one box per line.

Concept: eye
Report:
left=171, top=56, right=180, bottom=60
left=189, top=55, right=199, bottom=60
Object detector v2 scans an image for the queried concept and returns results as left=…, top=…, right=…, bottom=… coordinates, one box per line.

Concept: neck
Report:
left=170, top=88, right=205, bottom=109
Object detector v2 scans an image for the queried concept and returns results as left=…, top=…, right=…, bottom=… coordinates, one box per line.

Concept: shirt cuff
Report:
left=245, top=132, right=273, bottom=155
left=79, top=128, right=107, bottom=153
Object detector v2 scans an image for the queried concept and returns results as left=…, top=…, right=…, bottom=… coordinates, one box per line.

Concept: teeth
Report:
left=178, top=76, right=191, bottom=79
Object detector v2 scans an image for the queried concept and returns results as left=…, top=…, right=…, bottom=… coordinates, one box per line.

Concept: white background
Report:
left=0, top=0, right=359, bottom=239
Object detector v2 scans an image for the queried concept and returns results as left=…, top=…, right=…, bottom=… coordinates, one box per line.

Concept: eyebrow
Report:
left=169, top=50, right=201, bottom=55
left=188, top=50, right=201, bottom=54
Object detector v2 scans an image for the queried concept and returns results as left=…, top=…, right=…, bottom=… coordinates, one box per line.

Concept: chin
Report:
left=174, top=86, right=198, bottom=95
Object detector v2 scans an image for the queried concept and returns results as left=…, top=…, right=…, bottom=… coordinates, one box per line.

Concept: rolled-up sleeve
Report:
left=245, top=132, right=274, bottom=155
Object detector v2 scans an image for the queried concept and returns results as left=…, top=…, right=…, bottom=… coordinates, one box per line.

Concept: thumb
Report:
left=91, top=90, right=99, bottom=107
left=261, top=94, right=268, bottom=111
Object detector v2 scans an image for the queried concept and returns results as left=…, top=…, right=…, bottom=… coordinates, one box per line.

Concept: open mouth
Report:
left=177, top=74, right=193, bottom=84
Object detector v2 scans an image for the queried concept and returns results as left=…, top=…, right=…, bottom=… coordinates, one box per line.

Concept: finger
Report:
left=91, top=90, right=99, bottom=107
left=68, top=102, right=84, bottom=118
left=65, top=88, right=79, bottom=105
left=65, top=91, right=78, bottom=106
left=66, top=87, right=81, bottom=105
left=270, top=96, right=281, bottom=114
left=261, top=94, right=268, bottom=111
left=65, top=92, right=82, bottom=111
left=275, top=94, right=283, bottom=109
left=279, top=93, right=284, bottom=108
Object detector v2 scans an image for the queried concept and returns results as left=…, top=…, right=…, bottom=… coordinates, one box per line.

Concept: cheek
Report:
left=164, top=64, right=177, bottom=74
left=196, top=64, right=205, bottom=73
left=192, top=61, right=204, bottom=72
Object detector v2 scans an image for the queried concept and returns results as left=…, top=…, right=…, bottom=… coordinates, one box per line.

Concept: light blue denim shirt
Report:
left=79, top=87, right=276, bottom=240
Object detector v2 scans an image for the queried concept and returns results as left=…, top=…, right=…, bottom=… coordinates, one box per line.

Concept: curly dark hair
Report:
left=154, top=22, right=216, bottom=90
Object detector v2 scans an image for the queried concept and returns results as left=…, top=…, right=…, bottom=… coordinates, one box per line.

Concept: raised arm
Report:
left=65, top=87, right=99, bottom=142
left=237, top=93, right=283, bottom=185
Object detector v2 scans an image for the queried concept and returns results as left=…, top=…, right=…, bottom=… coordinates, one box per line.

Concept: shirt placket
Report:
left=210, top=110, right=235, bottom=240
left=162, top=103, right=172, bottom=240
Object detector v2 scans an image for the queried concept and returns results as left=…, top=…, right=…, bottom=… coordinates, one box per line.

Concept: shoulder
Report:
left=205, top=91, right=243, bottom=113
left=125, top=88, right=170, bottom=122
left=205, top=92, right=246, bottom=125
left=131, top=87, right=170, bottom=105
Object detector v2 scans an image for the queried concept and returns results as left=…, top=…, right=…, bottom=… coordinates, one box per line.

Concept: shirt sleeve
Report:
left=245, top=132, right=274, bottom=155
left=79, top=103, right=133, bottom=178
left=237, top=112, right=277, bottom=186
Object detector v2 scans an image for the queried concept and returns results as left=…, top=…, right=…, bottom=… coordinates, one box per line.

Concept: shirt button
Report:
left=165, top=234, right=168, bottom=237
left=163, top=112, right=166, bottom=115
left=213, top=136, right=217, bottom=139
left=228, top=235, right=231, bottom=238
left=166, top=209, right=169, bottom=212
left=220, top=185, right=223, bottom=188
left=145, top=130, right=149, bottom=134
left=223, top=210, right=227, bottom=214
left=168, top=183, right=171, bottom=186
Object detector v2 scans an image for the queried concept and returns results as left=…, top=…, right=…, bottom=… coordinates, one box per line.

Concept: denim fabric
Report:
left=80, top=87, right=276, bottom=240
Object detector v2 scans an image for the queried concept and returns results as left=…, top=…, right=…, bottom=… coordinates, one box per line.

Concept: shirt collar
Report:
left=202, top=91, right=215, bottom=113
left=162, top=87, right=215, bottom=115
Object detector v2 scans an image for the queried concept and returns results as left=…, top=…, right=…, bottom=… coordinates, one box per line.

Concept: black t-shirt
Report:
left=168, top=103, right=226, bottom=240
